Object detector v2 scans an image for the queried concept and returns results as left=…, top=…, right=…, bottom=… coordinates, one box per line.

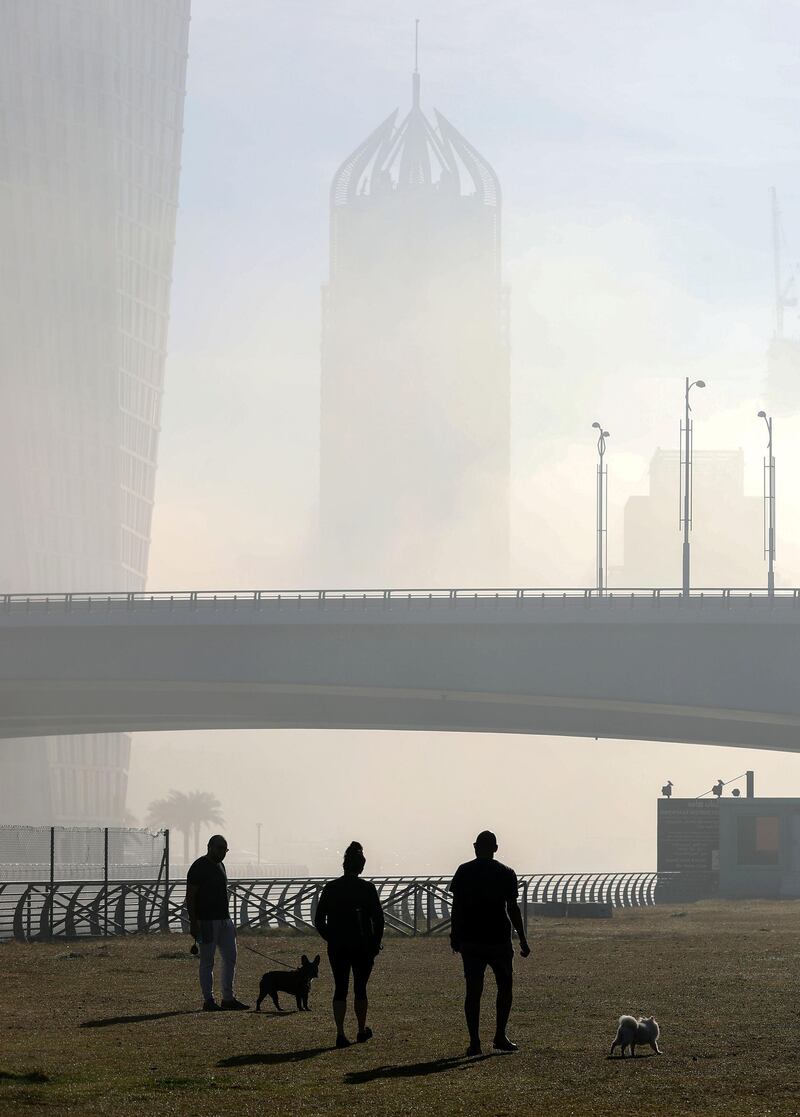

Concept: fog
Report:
left=6, top=0, right=800, bottom=873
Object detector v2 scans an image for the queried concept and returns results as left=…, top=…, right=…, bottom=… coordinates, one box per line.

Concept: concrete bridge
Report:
left=1, top=588, right=800, bottom=750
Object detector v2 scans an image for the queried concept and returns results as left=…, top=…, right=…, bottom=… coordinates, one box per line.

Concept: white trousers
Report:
left=198, top=917, right=237, bottom=1002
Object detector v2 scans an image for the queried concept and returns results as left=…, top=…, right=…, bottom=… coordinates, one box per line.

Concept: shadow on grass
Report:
left=252, top=1008, right=298, bottom=1017
left=0, top=1070, right=49, bottom=1084
left=345, top=1054, right=493, bottom=1083
left=606, top=1053, right=658, bottom=1060
left=81, top=1010, right=194, bottom=1028
left=218, top=1048, right=330, bottom=1068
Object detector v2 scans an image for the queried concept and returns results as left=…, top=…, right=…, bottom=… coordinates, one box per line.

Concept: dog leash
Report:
left=241, top=942, right=294, bottom=969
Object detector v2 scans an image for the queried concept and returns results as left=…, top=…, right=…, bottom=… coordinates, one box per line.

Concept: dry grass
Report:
left=1, top=901, right=800, bottom=1116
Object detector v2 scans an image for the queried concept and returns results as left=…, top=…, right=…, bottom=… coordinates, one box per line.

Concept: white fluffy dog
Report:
left=609, top=1015, right=662, bottom=1057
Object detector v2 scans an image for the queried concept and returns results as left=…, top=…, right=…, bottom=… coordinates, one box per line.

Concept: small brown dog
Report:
left=255, top=954, right=320, bottom=1012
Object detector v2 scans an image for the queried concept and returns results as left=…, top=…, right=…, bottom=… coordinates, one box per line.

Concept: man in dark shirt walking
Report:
left=450, top=830, right=530, bottom=1055
left=186, top=834, right=248, bottom=1011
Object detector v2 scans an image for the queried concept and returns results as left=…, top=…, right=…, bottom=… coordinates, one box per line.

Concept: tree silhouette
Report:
left=147, top=791, right=192, bottom=863
left=185, top=790, right=225, bottom=858
left=146, top=790, right=224, bottom=863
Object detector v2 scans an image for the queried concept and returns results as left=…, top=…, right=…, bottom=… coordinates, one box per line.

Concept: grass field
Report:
left=1, top=901, right=799, bottom=1116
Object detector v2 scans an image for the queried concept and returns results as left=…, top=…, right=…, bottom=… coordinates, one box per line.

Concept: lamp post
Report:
left=758, top=410, right=775, bottom=596
left=681, top=378, right=706, bottom=596
left=592, top=422, right=610, bottom=595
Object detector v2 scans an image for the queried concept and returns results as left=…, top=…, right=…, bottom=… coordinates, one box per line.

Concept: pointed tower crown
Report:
left=331, top=70, right=500, bottom=209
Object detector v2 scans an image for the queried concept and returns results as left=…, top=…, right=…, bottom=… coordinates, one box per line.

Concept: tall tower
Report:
left=320, top=61, right=509, bottom=588
left=0, top=1, right=191, bottom=824
left=767, top=187, right=800, bottom=414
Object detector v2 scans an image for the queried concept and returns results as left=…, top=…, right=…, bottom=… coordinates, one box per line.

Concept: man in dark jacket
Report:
left=186, top=834, right=248, bottom=1011
left=314, top=840, right=384, bottom=1047
left=450, top=830, right=530, bottom=1055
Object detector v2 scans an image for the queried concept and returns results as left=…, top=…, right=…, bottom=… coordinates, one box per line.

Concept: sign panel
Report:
left=657, top=799, right=720, bottom=872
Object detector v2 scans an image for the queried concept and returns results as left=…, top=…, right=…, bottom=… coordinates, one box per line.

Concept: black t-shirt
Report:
left=314, top=874, right=384, bottom=952
left=449, top=858, right=518, bottom=946
left=186, top=855, right=229, bottom=920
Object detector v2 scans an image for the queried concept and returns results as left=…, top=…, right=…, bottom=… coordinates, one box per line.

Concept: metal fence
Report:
left=0, top=825, right=168, bottom=883
left=170, top=861, right=310, bottom=880
left=0, top=871, right=667, bottom=942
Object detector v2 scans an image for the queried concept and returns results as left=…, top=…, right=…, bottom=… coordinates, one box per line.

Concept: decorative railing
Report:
left=0, top=873, right=667, bottom=942
left=1, top=587, right=799, bottom=612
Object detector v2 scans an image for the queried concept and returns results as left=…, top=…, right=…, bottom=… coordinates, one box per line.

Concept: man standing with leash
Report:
left=186, top=834, right=249, bottom=1011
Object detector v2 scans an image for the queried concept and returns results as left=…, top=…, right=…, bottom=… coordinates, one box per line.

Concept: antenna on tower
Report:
left=772, top=186, right=783, bottom=337
left=415, top=19, right=422, bottom=107
left=770, top=187, right=797, bottom=339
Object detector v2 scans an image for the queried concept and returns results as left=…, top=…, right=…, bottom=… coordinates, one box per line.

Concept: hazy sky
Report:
left=131, top=0, right=800, bottom=871
left=152, top=0, right=800, bottom=586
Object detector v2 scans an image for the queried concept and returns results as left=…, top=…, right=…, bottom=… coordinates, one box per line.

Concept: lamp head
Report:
left=592, top=421, right=601, bottom=430
left=758, top=410, right=767, bottom=418
left=695, top=380, right=706, bottom=388
left=602, top=430, right=610, bottom=438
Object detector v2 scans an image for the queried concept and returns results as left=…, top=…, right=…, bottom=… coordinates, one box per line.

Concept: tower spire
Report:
left=412, top=19, right=420, bottom=107
left=772, top=186, right=784, bottom=338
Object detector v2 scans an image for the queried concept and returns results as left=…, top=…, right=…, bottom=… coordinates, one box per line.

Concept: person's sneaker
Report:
left=335, top=1033, right=351, bottom=1048
left=356, top=1027, right=373, bottom=1043
left=220, top=998, right=250, bottom=1011
left=202, top=999, right=221, bottom=1012
left=493, top=1035, right=519, bottom=1052
left=465, top=1041, right=482, bottom=1056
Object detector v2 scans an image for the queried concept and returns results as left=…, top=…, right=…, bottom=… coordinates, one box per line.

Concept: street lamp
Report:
left=758, top=410, right=775, bottom=596
left=681, top=378, right=706, bottom=596
left=592, top=422, right=610, bottom=595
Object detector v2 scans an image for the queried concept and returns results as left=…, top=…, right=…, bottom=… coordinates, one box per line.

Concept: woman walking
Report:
left=314, top=840, right=384, bottom=1047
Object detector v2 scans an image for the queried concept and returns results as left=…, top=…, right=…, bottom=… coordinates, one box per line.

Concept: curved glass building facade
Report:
left=0, top=1, right=191, bottom=823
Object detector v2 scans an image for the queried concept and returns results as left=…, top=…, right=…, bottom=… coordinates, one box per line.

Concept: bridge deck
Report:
left=2, top=588, right=800, bottom=749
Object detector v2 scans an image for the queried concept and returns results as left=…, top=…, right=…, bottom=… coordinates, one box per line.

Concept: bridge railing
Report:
left=0, top=872, right=670, bottom=942
left=2, top=587, right=800, bottom=612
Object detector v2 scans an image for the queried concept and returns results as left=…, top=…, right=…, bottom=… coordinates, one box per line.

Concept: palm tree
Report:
left=147, top=791, right=193, bottom=864
left=184, top=790, right=225, bottom=858
left=146, top=790, right=225, bottom=864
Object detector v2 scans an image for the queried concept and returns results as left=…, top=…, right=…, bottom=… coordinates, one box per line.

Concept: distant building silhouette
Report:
left=0, top=3, right=191, bottom=824
left=320, top=63, right=509, bottom=587
left=767, top=336, right=800, bottom=416
left=617, top=449, right=762, bottom=588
